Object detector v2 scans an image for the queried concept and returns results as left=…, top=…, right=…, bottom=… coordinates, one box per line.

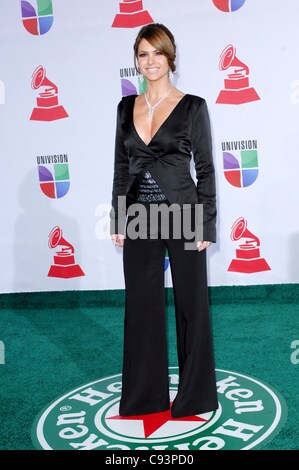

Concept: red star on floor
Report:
left=107, top=403, right=208, bottom=438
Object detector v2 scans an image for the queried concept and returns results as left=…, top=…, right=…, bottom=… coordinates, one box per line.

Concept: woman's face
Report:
left=137, top=39, right=169, bottom=82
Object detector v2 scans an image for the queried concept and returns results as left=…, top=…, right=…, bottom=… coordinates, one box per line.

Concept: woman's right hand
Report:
left=112, top=234, right=125, bottom=247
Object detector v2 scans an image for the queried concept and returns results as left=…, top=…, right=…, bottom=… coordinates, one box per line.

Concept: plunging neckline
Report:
left=132, top=94, right=189, bottom=147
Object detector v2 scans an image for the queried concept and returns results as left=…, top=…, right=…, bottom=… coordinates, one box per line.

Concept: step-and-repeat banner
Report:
left=1, top=0, right=298, bottom=293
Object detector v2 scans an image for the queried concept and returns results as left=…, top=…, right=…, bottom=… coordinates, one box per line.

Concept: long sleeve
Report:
left=110, top=100, right=129, bottom=235
left=191, top=99, right=217, bottom=242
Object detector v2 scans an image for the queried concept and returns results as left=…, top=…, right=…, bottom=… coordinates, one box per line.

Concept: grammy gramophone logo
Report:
left=216, top=44, right=260, bottom=105
left=30, top=65, right=68, bottom=121
left=112, top=0, right=153, bottom=28
left=48, top=226, right=85, bottom=279
left=228, top=217, right=270, bottom=274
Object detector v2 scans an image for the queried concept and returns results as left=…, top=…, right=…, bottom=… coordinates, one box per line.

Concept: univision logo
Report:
left=21, top=0, right=54, bottom=35
left=212, top=0, right=246, bottom=12
left=222, top=140, right=258, bottom=188
left=37, top=154, right=70, bottom=199
left=120, top=67, right=147, bottom=97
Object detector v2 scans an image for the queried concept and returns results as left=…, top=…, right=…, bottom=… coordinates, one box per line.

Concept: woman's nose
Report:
left=147, top=53, right=155, bottom=64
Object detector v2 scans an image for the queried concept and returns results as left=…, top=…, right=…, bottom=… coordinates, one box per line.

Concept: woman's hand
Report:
left=197, top=241, right=212, bottom=252
left=112, top=234, right=125, bottom=247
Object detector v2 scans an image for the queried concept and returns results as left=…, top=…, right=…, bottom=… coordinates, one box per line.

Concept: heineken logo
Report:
left=32, top=368, right=287, bottom=450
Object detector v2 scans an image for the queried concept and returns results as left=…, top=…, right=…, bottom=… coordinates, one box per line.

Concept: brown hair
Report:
left=134, top=23, right=176, bottom=73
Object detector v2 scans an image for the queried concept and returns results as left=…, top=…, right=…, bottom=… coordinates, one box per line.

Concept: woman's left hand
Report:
left=197, top=241, right=212, bottom=251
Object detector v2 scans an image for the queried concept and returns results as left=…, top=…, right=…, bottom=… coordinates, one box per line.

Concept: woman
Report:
left=110, top=23, right=218, bottom=418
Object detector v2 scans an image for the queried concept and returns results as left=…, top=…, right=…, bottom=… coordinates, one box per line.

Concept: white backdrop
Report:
left=0, top=0, right=298, bottom=293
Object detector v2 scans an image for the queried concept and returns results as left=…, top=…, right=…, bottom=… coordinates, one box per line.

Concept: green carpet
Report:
left=0, top=284, right=298, bottom=450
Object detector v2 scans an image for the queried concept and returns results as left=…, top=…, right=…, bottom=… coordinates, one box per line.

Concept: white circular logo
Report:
left=32, top=368, right=287, bottom=450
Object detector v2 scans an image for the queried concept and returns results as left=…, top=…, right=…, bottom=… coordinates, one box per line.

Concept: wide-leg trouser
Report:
left=119, top=206, right=218, bottom=418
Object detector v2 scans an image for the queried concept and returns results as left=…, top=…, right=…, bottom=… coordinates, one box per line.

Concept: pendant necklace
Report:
left=144, top=87, right=171, bottom=122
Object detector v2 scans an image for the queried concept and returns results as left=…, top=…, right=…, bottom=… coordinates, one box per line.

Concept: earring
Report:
left=139, top=74, right=144, bottom=83
left=169, top=70, right=174, bottom=82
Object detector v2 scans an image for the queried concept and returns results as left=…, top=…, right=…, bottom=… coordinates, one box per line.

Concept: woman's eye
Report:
left=155, top=51, right=163, bottom=56
left=138, top=53, right=146, bottom=58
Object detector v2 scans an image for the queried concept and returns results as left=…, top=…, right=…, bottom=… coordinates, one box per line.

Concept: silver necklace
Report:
left=144, top=87, right=171, bottom=121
